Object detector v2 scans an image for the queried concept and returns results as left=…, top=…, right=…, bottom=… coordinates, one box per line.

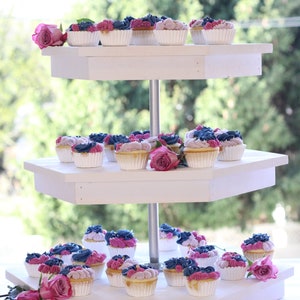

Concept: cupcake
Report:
left=189, top=19, right=206, bottom=45
left=60, top=265, right=95, bottom=296
left=97, top=19, right=132, bottom=46
left=183, top=265, right=220, bottom=297
left=103, top=134, right=129, bottom=162
left=72, top=142, right=104, bottom=168
left=115, top=140, right=151, bottom=170
left=214, top=128, right=246, bottom=161
left=88, top=132, right=108, bottom=144
left=82, top=224, right=108, bottom=254
left=49, top=242, right=83, bottom=265
left=67, top=18, right=100, bottom=46
left=241, top=233, right=275, bottom=263
left=38, top=257, right=64, bottom=278
left=130, top=14, right=163, bottom=45
left=122, top=264, right=159, bottom=297
left=163, top=257, right=197, bottom=287
left=176, top=230, right=207, bottom=256
left=71, top=249, right=106, bottom=279
left=24, top=252, right=51, bottom=278
left=188, top=245, right=219, bottom=267
left=158, top=223, right=181, bottom=252
left=105, top=254, right=138, bottom=287
left=129, top=130, right=151, bottom=141
left=202, top=17, right=235, bottom=45
left=157, top=133, right=183, bottom=154
left=154, top=18, right=188, bottom=46
left=55, top=135, right=88, bottom=162
left=215, top=251, right=248, bottom=280
left=105, top=229, right=137, bottom=258
left=183, top=125, right=220, bottom=168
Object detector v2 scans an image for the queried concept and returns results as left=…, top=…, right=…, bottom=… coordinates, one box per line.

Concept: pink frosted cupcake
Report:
left=24, top=252, right=51, bottom=278
left=105, top=229, right=137, bottom=257
left=241, top=233, right=275, bottom=263
left=71, top=249, right=106, bottom=279
left=122, top=264, right=159, bottom=297
left=38, top=257, right=64, bottom=278
left=72, top=142, right=104, bottom=168
left=176, top=230, right=207, bottom=256
left=163, top=257, right=197, bottom=287
left=183, top=265, right=220, bottom=297
left=158, top=223, right=181, bottom=252
left=60, top=265, right=95, bottom=297
left=82, top=224, right=108, bottom=254
left=188, top=245, right=219, bottom=267
left=215, top=252, right=248, bottom=280
left=154, top=18, right=188, bottom=45
left=106, top=254, right=138, bottom=287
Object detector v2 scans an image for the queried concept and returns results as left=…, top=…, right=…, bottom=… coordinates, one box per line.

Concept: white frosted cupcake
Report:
left=60, top=265, right=95, bottom=297
left=189, top=19, right=206, bottom=45
left=176, top=230, right=207, bottom=256
left=115, top=140, right=151, bottom=170
left=188, top=245, right=219, bottom=267
left=82, top=224, right=108, bottom=254
left=215, top=252, right=248, bottom=280
left=72, top=142, right=104, bottom=168
left=122, top=264, right=159, bottom=297
left=154, top=18, right=188, bottom=46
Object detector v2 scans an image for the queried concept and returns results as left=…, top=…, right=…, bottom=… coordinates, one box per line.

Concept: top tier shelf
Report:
left=42, top=43, right=273, bottom=80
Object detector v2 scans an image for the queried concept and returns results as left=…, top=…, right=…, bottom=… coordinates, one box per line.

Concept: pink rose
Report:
left=247, top=255, right=278, bottom=281
left=39, top=274, right=72, bottom=299
left=32, top=23, right=67, bottom=49
left=16, top=290, right=40, bottom=300
left=150, top=146, right=180, bottom=171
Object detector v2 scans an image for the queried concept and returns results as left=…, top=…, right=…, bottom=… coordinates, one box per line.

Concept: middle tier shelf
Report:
left=24, top=149, right=288, bottom=205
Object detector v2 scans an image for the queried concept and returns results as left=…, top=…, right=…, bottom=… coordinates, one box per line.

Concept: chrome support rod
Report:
left=148, top=79, right=160, bottom=266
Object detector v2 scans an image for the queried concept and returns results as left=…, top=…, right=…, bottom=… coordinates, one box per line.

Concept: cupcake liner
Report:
left=243, top=250, right=274, bottom=263
left=217, top=266, right=247, bottom=281
left=115, top=151, right=149, bottom=170
left=82, top=239, right=107, bottom=254
left=107, top=245, right=136, bottom=258
left=104, top=145, right=116, bottom=162
left=163, top=269, right=185, bottom=287
left=24, top=263, right=41, bottom=278
left=184, top=278, right=218, bottom=297
left=70, top=278, right=94, bottom=296
left=73, top=152, right=103, bottom=168
left=106, top=268, right=124, bottom=287
left=202, top=28, right=236, bottom=45
left=194, top=255, right=218, bottom=268
left=90, top=263, right=105, bottom=279
left=218, top=144, right=246, bottom=161
left=184, top=147, right=219, bottom=168
left=56, top=146, right=73, bottom=162
left=190, top=29, right=206, bottom=45
left=123, top=277, right=158, bottom=297
left=154, top=30, right=188, bottom=46
left=130, top=30, right=158, bottom=45
left=67, top=31, right=100, bottom=47
left=99, top=30, right=132, bottom=46
left=159, top=237, right=178, bottom=252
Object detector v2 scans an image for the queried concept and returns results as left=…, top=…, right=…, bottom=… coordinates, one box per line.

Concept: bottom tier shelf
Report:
left=6, top=262, right=293, bottom=300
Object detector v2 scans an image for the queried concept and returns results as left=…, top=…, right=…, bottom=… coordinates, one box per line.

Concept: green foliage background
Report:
left=0, top=0, right=299, bottom=246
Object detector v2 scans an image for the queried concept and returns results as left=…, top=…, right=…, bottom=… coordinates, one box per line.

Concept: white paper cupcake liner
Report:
left=154, top=30, right=188, bottom=46
left=184, top=148, right=219, bottom=168
left=82, top=239, right=108, bottom=254
left=90, top=263, right=105, bottom=279
left=184, top=278, right=218, bottom=297
left=202, top=28, right=236, bottom=45
left=107, top=245, right=136, bottom=258
left=56, top=146, right=73, bottom=162
left=24, top=262, right=41, bottom=278
left=67, top=31, right=100, bottom=47
left=217, top=266, right=247, bottom=281
left=194, top=255, right=218, bottom=268
left=106, top=269, right=124, bottom=287
left=123, top=277, right=158, bottom=297
left=218, top=144, right=246, bottom=161
left=159, top=237, right=178, bottom=252
left=115, top=151, right=149, bottom=170
left=104, top=145, right=116, bottom=162
left=73, top=152, right=103, bottom=168
left=190, top=29, right=206, bottom=45
left=70, top=278, right=93, bottom=296
left=99, top=30, right=132, bottom=46
left=163, top=269, right=185, bottom=287
left=130, top=30, right=158, bottom=45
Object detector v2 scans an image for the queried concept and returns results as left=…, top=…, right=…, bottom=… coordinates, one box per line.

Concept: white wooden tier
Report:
left=42, top=43, right=273, bottom=80
left=24, top=149, right=288, bottom=205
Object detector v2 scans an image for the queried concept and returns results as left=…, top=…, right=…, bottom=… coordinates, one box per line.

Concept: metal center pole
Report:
left=148, top=79, right=160, bottom=267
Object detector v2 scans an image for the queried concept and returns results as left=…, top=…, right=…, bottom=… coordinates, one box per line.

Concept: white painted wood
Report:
left=24, top=150, right=288, bottom=204
left=41, top=44, right=272, bottom=80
